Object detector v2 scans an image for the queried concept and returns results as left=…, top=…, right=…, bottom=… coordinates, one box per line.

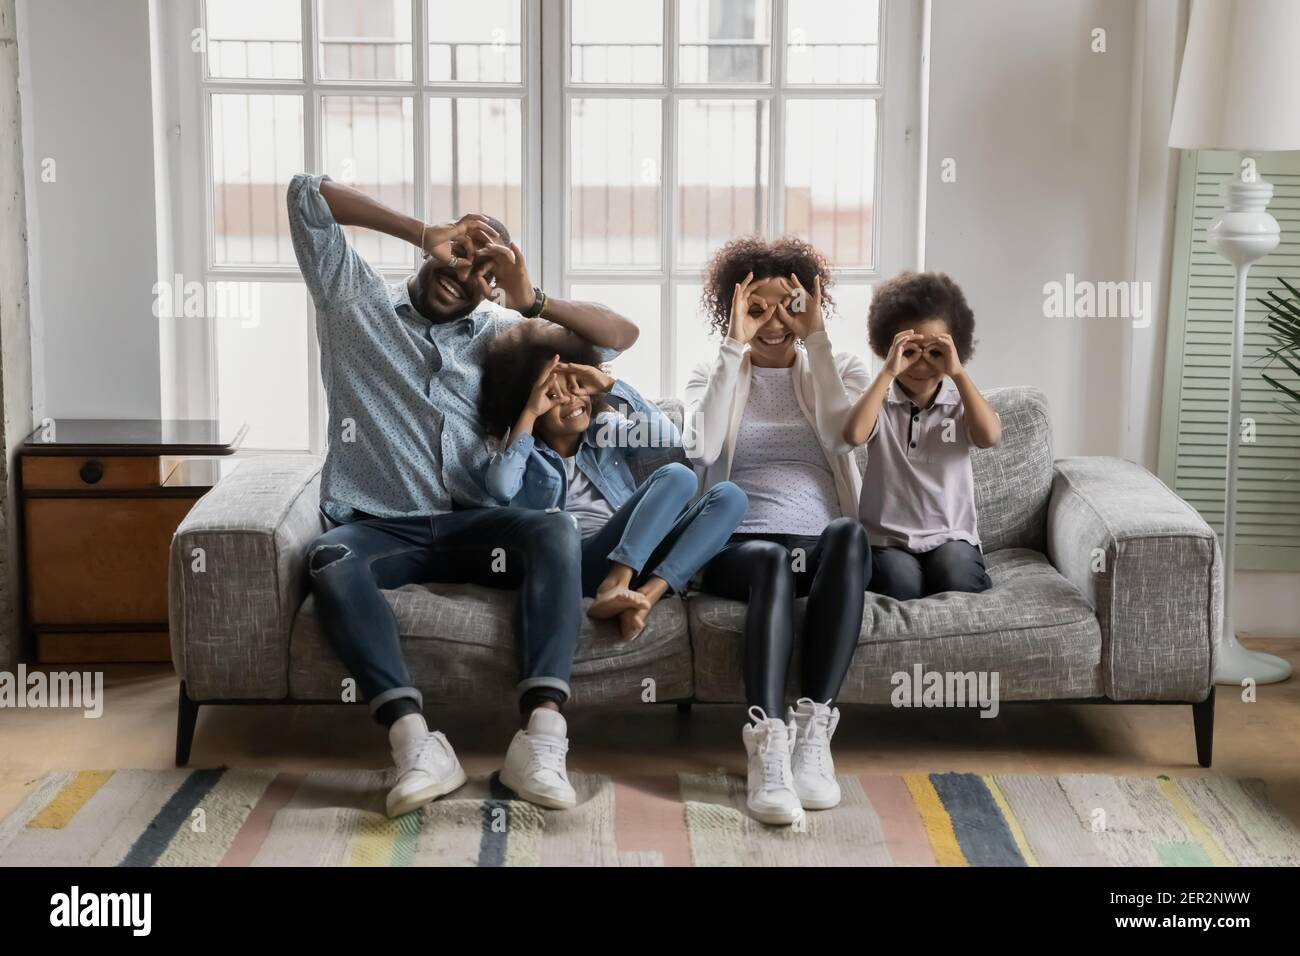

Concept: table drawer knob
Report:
left=79, top=460, right=104, bottom=484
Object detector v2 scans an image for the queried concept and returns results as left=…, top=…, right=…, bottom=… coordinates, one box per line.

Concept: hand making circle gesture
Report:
left=884, top=329, right=926, bottom=377
left=421, top=213, right=499, bottom=267
left=923, top=332, right=964, bottom=377
left=726, top=272, right=775, bottom=344
left=777, top=272, right=824, bottom=340
left=525, top=355, right=570, bottom=418
left=555, top=362, right=614, bottom=397
left=472, top=239, right=534, bottom=312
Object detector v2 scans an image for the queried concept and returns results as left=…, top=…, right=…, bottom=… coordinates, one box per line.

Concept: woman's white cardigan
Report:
left=682, top=330, right=872, bottom=520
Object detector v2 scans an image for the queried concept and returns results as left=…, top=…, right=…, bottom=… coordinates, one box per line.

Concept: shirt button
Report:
left=912, top=415, right=919, bottom=423
left=910, top=441, right=917, bottom=448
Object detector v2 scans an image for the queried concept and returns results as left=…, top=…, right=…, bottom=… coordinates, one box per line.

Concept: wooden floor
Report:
left=4, top=638, right=1300, bottom=833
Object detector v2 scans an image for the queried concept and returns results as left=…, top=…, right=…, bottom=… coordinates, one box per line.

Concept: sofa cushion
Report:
left=688, top=548, right=1102, bottom=703
left=970, top=386, right=1054, bottom=552
left=289, top=584, right=694, bottom=707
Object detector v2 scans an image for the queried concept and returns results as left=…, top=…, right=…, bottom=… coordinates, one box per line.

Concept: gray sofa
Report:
left=169, top=386, right=1220, bottom=766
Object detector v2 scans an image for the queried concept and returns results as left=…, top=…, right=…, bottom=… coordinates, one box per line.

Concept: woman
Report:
left=480, top=319, right=747, bottom=643
left=684, top=237, right=872, bottom=826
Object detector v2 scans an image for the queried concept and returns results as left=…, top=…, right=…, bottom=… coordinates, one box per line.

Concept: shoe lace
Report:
left=398, top=732, right=448, bottom=774
left=526, top=732, right=570, bottom=778
left=748, top=706, right=792, bottom=790
left=795, top=699, right=834, bottom=776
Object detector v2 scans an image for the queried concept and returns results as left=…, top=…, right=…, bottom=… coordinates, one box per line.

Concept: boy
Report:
left=842, top=271, right=1001, bottom=599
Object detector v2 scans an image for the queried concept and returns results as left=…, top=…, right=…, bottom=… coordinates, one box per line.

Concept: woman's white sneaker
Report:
left=385, top=716, right=468, bottom=818
left=742, top=706, right=803, bottom=826
left=500, top=708, right=578, bottom=809
left=788, top=697, right=841, bottom=810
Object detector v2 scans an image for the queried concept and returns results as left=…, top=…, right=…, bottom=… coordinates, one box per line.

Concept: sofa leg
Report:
left=676, top=701, right=693, bottom=716
left=176, top=681, right=200, bottom=767
left=1192, top=687, right=1215, bottom=768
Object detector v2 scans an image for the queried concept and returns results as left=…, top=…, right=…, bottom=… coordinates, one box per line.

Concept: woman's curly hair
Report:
left=867, top=271, right=977, bottom=364
left=700, top=236, right=836, bottom=337
left=478, top=319, right=610, bottom=438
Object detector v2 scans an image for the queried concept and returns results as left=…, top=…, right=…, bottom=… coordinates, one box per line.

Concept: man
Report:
left=287, top=173, right=639, bottom=817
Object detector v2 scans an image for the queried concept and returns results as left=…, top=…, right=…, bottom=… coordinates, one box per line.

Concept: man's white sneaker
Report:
left=385, top=715, right=468, bottom=818
left=789, top=698, right=841, bottom=810
left=742, top=706, right=803, bottom=826
left=499, top=708, right=578, bottom=810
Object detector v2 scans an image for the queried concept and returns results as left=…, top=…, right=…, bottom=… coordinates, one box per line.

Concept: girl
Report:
left=481, top=319, right=747, bottom=643
left=685, top=237, right=872, bottom=826
left=842, top=271, right=1001, bottom=598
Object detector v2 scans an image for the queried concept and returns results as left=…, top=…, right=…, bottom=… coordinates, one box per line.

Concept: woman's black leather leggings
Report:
left=699, top=517, right=870, bottom=718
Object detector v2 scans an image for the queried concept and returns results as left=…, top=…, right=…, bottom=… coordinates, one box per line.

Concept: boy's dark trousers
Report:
left=868, top=540, right=991, bottom=600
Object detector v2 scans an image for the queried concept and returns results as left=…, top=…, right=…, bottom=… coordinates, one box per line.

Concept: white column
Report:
left=0, top=0, right=36, bottom=669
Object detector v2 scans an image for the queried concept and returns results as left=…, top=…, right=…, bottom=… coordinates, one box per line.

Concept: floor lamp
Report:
left=1168, top=0, right=1300, bottom=684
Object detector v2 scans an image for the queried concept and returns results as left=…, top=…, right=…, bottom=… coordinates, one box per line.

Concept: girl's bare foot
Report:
left=588, top=587, right=650, bottom=620
left=618, top=604, right=650, bottom=641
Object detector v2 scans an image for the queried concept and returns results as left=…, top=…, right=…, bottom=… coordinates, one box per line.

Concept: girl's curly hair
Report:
left=478, top=319, right=610, bottom=438
left=867, top=271, right=976, bottom=364
left=700, top=236, right=836, bottom=337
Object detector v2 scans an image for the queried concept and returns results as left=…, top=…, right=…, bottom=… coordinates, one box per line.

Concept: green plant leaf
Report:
left=1262, top=372, right=1300, bottom=404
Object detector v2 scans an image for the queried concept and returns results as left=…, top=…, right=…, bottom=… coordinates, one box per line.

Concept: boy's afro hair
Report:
left=867, top=271, right=976, bottom=363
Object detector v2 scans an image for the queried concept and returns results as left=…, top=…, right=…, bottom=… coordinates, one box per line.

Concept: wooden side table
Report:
left=20, top=420, right=246, bottom=663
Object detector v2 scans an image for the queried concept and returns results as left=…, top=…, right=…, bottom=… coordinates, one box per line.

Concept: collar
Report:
left=390, top=280, right=488, bottom=334
left=887, top=378, right=960, bottom=410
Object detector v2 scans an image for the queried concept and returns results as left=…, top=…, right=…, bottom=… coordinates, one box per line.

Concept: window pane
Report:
left=786, top=0, right=880, bottom=84
left=429, top=98, right=523, bottom=241
left=570, top=98, right=662, bottom=268
left=211, top=94, right=304, bottom=267
left=677, top=99, right=768, bottom=267
left=784, top=98, right=876, bottom=267
left=570, top=284, right=662, bottom=396
left=205, top=0, right=302, bottom=80
left=317, top=0, right=412, bottom=81
left=825, top=281, right=874, bottom=370
left=674, top=282, right=722, bottom=396
left=570, top=0, right=663, bottom=83
left=427, top=0, right=521, bottom=82
left=322, top=96, right=415, bottom=269
left=679, top=0, right=771, bottom=84
left=215, top=282, right=310, bottom=450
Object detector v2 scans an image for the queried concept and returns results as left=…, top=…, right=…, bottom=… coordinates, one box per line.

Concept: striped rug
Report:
left=2, top=769, right=1298, bottom=866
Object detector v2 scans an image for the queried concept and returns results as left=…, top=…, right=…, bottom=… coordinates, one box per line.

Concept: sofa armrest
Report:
left=1046, top=457, right=1220, bottom=701
left=169, top=456, right=326, bottom=700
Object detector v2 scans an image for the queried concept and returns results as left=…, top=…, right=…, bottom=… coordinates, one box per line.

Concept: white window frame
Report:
left=162, top=0, right=920, bottom=449
left=163, top=0, right=543, bottom=453
left=540, top=0, right=923, bottom=395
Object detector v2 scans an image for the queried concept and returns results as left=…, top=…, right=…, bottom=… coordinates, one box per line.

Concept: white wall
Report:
left=924, top=0, right=1137, bottom=459
left=19, top=0, right=161, bottom=421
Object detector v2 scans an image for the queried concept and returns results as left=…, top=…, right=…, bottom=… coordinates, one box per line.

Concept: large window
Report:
left=169, top=0, right=918, bottom=450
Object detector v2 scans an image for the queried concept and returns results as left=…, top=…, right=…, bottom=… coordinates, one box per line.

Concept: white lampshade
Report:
left=1168, top=0, right=1300, bottom=151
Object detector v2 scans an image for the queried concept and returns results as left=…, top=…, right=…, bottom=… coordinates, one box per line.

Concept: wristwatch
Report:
left=521, top=287, right=547, bottom=318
